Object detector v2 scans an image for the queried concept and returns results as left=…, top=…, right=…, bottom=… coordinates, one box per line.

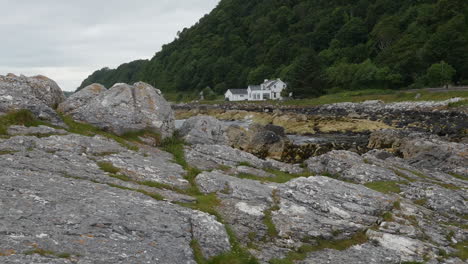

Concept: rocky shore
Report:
left=0, top=75, right=467, bottom=264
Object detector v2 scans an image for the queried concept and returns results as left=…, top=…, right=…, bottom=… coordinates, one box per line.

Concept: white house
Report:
left=225, top=79, right=287, bottom=101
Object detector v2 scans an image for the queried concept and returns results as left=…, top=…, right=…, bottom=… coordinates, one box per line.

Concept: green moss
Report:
left=0, top=109, right=54, bottom=135
left=391, top=169, right=417, bottom=182
left=451, top=241, right=468, bottom=261
left=382, top=212, right=394, bottom=222
left=0, top=150, right=16, bottom=155
left=269, top=231, right=368, bottom=264
left=238, top=161, right=254, bottom=167
left=263, top=190, right=281, bottom=239
left=364, top=181, right=403, bottom=194
left=393, top=201, right=401, bottom=210
left=448, top=99, right=468, bottom=108
left=413, top=198, right=428, bottom=206
left=97, top=161, right=121, bottom=174
left=24, top=248, right=73, bottom=259
left=448, top=172, right=468, bottom=181
left=107, top=183, right=164, bottom=201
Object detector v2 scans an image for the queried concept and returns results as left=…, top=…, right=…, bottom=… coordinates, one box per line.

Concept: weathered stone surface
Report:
left=366, top=230, right=434, bottom=262
left=299, top=243, right=402, bottom=264
left=185, top=144, right=268, bottom=170
left=401, top=182, right=468, bottom=215
left=7, top=125, right=67, bottom=136
left=57, top=83, right=105, bottom=114
left=0, top=168, right=230, bottom=263
left=227, top=124, right=288, bottom=160
left=274, top=177, right=395, bottom=240
left=368, top=129, right=468, bottom=176
left=305, top=150, right=402, bottom=183
left=97, top=151, right=189, bottom=189
left=0, top=74, right=65, bottom=125
left=231, top=166, right=276, bottom=178
left=178, top=115, right=228, bottom=145
left=64, top=82, right=175, bottom=137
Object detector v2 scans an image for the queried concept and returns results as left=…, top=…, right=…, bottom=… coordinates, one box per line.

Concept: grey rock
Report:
left=66, top=82, right=175, bottom=137
left=305, top=150, right=402, bottom=183
left=185, top=144, right=268, bottom=170
left=401, top=182, right=468, bottom=215
left=0, top=74, right=65, bottom=126
left=58, top=83, right=106, bottom=114
left=178, top=115, right=228, bottom=145
left=273, top=176, right=395, bottom=241
left=232, top=166, right=276, bottom=178
left=0, top=167, right=230, bottom=263
left=97, top=151, right=189, bottom=189
left=366, top=230, right=435, bottom=262
left=299, top=243, right=402, bottom=264
left=7, top=125, right=67, bottom=136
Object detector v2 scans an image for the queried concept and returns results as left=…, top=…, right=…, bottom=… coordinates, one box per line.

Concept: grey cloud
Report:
left=0, top=0, right=219, bottom=91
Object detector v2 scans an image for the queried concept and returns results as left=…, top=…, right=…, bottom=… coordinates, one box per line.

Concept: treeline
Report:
left=79, top=0, right=468, bottom=98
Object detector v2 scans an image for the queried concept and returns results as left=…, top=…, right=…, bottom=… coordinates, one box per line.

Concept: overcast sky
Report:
left=0, top=0, right=219, bottom=91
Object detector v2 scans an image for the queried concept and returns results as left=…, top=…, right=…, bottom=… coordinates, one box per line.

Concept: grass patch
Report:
left=96, top=161, right=120, bottom=174
left=107, top=183, right=164, bottom=201
left=263, top=190, right=281, bottom=240
left=451, top=241, right=468, bottom=261
left=0, top=109, right=54, bottom=135
left=364, top=181, right=404, bottom=194
left=448, top=172, right=468, bottom=181
left=238, top=161, right=254, bottom=167
left=0, top=150, right=17, bottom=155
left=413, top=198, right=428, bottom=206
left=391, top=169, right=417, bottom=182
left=382, top=212, right=394, bottom=222
left=160, top=134, right=188, bottom=168
left=24, top=248, right=72, bottom=259
left=448, top=99, right=468, bottom=108
left=269, top=231, right=368, bottom=264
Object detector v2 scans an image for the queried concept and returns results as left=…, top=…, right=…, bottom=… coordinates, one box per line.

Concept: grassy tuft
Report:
left=448, top=99, right=468, bottom=108
left=269, top=231, right=368, bottom=264
left=97, top=161, right=121, bottom=174
left=24, top=248, right=72, bottom=259
left=364, top=181, right=404, bottom=194
left=0, top=109, right=54, bottom=135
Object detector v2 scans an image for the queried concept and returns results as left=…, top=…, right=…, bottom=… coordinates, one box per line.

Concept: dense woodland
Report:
left=79, top=0, right=468, bottom=98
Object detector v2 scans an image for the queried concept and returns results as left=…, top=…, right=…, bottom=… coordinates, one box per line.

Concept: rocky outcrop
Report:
left=369, top=129, right=468, bottom=176
left=0, top=74, right=65, bottom=125
left=57, top=83, right=105, bottom=114
left=61, top=82, right=175, bottom=137
left=227, top=124, right=288, bottom=160
left=305, top=150, right=403, bottom=183
left=0, top=167, right=230, bottom=263
left=178, top=115, right=228, bottom=145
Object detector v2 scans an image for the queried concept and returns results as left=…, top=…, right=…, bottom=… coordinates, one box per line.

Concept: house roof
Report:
left=248, top=85, right=261, bottom=91
left=264, top=80, right=280, bottom=89
left=227, top=89, right=248, bottom=95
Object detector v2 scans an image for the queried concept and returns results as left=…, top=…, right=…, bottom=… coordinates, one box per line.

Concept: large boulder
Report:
left=0, top=74, right=65, bottom=125
left=61, top=82, right=175, bottom=137
left=227, top=123, right=288, bottom=160
left=178, top=115, right=228, bottom=145
left=57, top=83, right=105, bottom=114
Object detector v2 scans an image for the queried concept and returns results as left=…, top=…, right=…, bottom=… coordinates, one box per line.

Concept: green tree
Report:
left=425, top=61, right=456, bottom=88
left=284, top=50, right=324, bottom=97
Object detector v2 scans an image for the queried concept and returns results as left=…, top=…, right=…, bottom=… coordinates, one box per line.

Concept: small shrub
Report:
left=97, top=161, right=120, bottom=174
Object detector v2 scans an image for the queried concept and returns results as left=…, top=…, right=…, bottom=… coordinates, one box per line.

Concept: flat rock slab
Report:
left=7, top=125, right=68, bottom=136
left=0, top=168, right=230, bottom=263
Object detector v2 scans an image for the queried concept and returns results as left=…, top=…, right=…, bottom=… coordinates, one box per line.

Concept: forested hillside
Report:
left=79, top=0, right=468, bottom=97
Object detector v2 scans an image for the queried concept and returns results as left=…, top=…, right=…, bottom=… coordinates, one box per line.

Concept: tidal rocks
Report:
left=305, top=150, right=403, bottom=183
left=178, top=115, right=228, bottom=145
left=369, top=129, right=468, bottom=176
left=61, top=82, right=175, bottom=137
left=227, top=124, right=288, bottom=160
left=0, top=74, right=65, bottom=125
